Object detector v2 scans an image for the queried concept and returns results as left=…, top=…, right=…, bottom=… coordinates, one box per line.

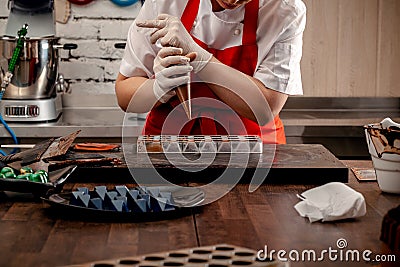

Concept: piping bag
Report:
left=176, top=52, right=196, bottom=120
left=176, top=85, right=191, bottom=120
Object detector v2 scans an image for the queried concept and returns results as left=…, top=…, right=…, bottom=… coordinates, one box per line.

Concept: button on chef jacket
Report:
left=120, top=0, right=306, bottom=96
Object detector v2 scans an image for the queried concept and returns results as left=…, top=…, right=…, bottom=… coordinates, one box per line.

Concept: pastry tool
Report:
left=73, top=143, right=120, bottom=152
left=176, top=83, right=191, bottom=119
left=175, top=52, right=196, bottom=120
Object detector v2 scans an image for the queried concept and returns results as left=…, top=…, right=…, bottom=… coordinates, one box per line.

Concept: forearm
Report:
left=115, top=73, right=159, bottom=113
left=197, top=57, right=288, bottom=125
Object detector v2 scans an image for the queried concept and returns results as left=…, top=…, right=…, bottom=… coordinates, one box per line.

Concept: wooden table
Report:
left=0, top=160, right=398, bottom=267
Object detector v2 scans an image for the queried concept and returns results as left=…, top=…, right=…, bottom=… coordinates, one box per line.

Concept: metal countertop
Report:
left=0, top=95, right=399, bottom=142
left=0, top=107, right=142, bottom=138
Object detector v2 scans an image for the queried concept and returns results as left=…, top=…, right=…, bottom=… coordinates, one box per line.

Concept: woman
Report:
left=115, top=0, right=306, bottom=144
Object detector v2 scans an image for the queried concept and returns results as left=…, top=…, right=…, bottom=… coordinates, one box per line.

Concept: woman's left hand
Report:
left=136, top=14, right=212, bottom=73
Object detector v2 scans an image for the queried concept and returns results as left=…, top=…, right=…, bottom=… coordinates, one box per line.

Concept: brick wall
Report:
left=0, top=0, right=141, bottom=97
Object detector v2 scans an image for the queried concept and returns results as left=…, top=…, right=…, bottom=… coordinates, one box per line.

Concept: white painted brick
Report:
left=68, top=81, right=116, bottom=95
left=0, top=0, right=8, bottom=17
left=99, top=20, right=133, bottom=39
left=59, top=58, right=104, bottom=80
left=71, top=0, right=141, bottom=19
left=0, top=19, right=6, bottom=35
left=58, top=39, right=124, bottom=59
left=56, top=19, right=99, bottom=39
left=105, top=59, right=122, bottom=80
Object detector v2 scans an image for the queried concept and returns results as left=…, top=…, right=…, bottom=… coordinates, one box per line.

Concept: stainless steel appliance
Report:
left=0, top=0, right=76, bottom=122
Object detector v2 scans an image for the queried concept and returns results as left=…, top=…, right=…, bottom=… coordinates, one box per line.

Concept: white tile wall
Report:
left=0, top=0, right=141, bottom=97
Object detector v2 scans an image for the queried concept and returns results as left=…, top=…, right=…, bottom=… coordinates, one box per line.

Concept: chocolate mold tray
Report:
left=43, top=185, right=204, bottom=221
left=64, top=244, right=287, bottom=267
left=137, top=135, right=263, bottom=154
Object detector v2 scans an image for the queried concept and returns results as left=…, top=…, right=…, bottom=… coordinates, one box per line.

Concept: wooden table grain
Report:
left=0, top=160, right=399, bottom=267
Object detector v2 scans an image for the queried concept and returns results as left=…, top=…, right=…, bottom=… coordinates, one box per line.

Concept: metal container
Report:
left=0, top=36, right=74, bottom=100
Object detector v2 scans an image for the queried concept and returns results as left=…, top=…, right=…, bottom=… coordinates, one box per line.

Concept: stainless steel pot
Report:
left=0, top=36, right=77, bottom=100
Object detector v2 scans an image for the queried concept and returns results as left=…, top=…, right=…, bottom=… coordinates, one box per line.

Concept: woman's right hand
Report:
left=153, top=47, right=193, bottom=103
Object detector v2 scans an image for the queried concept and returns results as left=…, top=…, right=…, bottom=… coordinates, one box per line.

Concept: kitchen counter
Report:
left=0, top=95, right=141, bottom=141
left=1, top=95, right=399, bottom=158
left=0, top=160, right=398, bottom=267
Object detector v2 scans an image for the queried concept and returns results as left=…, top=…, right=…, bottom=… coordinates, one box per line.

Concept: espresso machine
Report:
left=0, top=0, right=74, bottom=122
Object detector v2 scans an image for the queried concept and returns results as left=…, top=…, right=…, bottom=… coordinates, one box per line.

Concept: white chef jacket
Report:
left=120, top=0, right=306, bottom=95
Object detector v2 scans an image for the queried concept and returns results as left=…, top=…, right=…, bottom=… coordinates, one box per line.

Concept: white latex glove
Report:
left=137, top=14, right=213, bottom=73
left=153, top=46, right=193, bottom=103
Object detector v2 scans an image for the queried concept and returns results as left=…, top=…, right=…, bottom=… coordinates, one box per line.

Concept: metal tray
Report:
left=63, top=244, right=286, bottom=267
left=42, top=186, right=204, bottom=222
left=0, top=165, right=77, bottom=197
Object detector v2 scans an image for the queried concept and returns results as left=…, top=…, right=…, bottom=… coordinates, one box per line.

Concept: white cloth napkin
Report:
left=294, top=182, right=366, bottom=223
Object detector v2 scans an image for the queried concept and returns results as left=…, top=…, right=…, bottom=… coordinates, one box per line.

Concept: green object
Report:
left=20, top=166, right=33, bottom=175
left=1, top=167, right=14, bottom=174
left=41, top=175, right=49, bottom=184
left=35, top=170, right=48, bottom=183
left=29, top=173, right=47, bottom=183
left=36, top=170, right=48, bottom=178
left=0, top=173, right=5, bottom=179
left=8, top=24, right=28, bottom=73
left=4, top=172, right=16, bottom=179
left=29, top=173, right=43, bottom=183
left=16, top=174, right=30, bottom=180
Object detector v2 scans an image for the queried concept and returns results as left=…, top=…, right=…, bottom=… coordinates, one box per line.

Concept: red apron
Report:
left=143, top=0, right=286, bottom=144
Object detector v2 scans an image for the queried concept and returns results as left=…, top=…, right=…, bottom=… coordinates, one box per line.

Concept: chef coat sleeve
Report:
left=254, top=3, right=306, bottom=96
left=119, top=0, right=158, bottom=78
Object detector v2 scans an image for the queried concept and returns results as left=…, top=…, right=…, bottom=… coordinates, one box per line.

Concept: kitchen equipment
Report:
left=73, top=143, right=120, bottom=151
left=0, top=0, right=77, bottom=122
left=137, top=135, right=263, bottom=153
left=5, top=0, right=55, bottom=37
left=175, top=53, right=195, bottom=120
left=364, top=118, right=400, bottom=194
left=43, top=185, right=204, bottom=221
left=61, top=244, right=286, bottom=267
left=176, top=85, right=191, bottom=119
